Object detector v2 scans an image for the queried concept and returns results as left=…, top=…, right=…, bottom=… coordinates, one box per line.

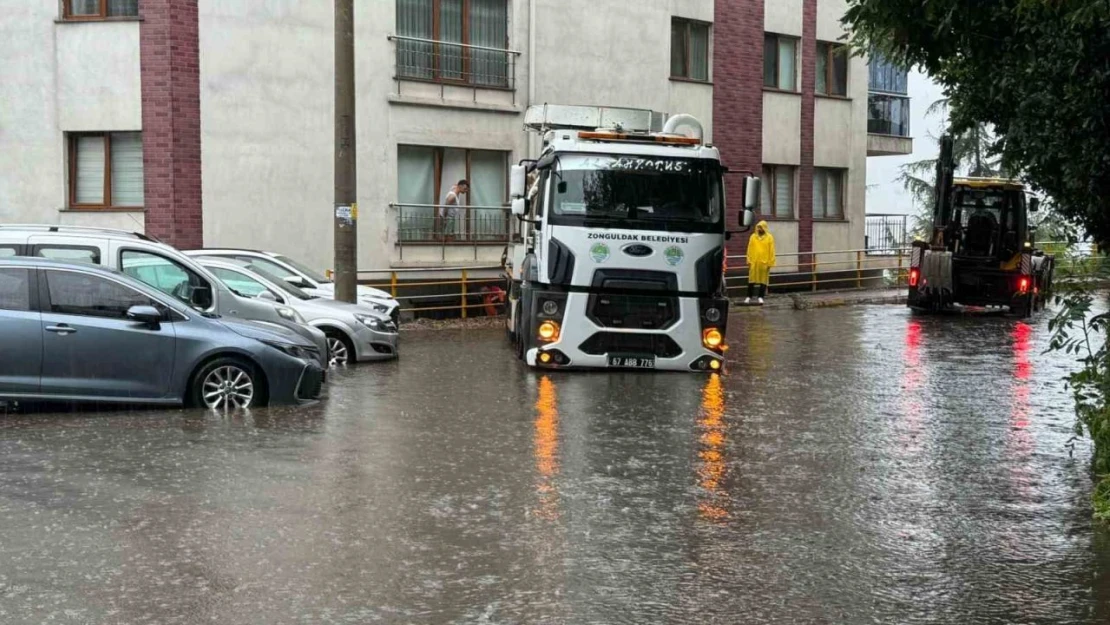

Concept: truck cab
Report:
left=505, top=105, right=758, bottom=372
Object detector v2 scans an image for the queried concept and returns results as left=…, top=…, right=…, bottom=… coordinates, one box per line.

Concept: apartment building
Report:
left=0, top=0, right=911, bottom=273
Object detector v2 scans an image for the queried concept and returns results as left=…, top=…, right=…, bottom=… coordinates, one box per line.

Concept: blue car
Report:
left=0, top=257, right=324, bottom=409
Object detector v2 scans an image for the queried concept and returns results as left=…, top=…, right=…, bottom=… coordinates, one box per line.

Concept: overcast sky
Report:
left=865, top=70, right=947, bottom=216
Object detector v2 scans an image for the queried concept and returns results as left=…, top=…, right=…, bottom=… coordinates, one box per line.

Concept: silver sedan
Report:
left=195, top=257, right=399, bottom=365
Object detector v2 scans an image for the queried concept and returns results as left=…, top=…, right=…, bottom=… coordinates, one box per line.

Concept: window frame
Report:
left=816, top=41, right=849, bottom=97
left=395, top=0, right=510, bottom=88
left=396, top=144, right=511, bottom=243
left=62, top=0, right=140, bottom=21
left=813, top=168, right=846, bottom=220
left=763, top=33, right=799, bottom=92
left=761, top=165, right=797, bottom=220
left=67, top=132, right=144, bottom=211
left=670, top=18, right=711, bottom=82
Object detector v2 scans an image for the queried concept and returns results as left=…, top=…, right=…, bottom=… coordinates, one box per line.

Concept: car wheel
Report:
left=193, top=358, right=257, bottom=411
left=325, top=330, right=354, bottom=367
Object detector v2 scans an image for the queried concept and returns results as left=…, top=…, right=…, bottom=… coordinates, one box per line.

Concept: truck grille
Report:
left=587, top=293, right=678, bottom=329
left=579, top=332, right=683, bottom=358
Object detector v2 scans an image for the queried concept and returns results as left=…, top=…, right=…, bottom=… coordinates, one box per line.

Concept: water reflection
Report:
left=899, top=319, right=926, bottom=452
left=534, top=376, right=561, bottom=521
left=696, top=374, right=729, bottom=521
left=1008, top=322, right=1034, bottom=493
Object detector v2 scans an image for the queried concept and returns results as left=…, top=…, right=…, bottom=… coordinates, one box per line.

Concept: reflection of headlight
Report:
left=262, top=339, right=314, bottom=361
left=277, top=306, right=305, bottom=324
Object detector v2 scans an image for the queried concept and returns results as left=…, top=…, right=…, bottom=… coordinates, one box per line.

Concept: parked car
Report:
left=184, top=248, right=400, bottom=322
left=0, top=226, right=330, bottom=371
left=0, top=257, right=324, bottom=408
left=192, top=256, right=399, bottom=365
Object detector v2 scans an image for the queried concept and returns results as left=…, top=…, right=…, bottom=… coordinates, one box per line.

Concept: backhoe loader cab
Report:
left=908, top=137, right=1054, bottom=317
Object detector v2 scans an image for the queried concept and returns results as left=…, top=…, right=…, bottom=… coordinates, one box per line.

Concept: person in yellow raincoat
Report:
left=746, top=220, right=775, bottom=304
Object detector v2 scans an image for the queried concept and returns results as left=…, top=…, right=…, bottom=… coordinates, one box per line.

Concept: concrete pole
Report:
left=333, top=0, right=357, bottom=303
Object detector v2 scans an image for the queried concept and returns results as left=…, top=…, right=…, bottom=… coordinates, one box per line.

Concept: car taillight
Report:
left=909, top=268, right=920, bottom=288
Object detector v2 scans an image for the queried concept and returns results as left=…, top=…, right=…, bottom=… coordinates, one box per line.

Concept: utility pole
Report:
left=333, top=0, right=357, bottom=303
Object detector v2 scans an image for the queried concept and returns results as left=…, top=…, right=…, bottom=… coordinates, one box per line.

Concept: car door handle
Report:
left=45, top=324, right=76, bottom=335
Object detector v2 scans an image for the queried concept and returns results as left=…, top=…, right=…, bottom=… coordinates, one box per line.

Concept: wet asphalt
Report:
left=1, top=305, right=1109, bottom=624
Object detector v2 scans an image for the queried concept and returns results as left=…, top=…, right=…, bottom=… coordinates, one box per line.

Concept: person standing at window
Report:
left=438, top=179, right=468, bottom=242
left=746, top=220, right=776, bottom=305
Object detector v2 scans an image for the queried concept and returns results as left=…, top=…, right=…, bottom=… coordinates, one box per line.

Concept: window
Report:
left=209, top=267, right=277, bottom=301
left=45, top=270, right=153, bottom=319
left=0, top=269, right=31, bottom=312
left=397, top=145, right=509, bottom=242
left=0, top=246, right=21, bottom=258
left=120, top=250, right=212, bottom=309
left=671, top=19, right=710, bottom=81
left=761, top=165, right=796, bottom=218
left=396, top=0, right=510, bottom=87
left=34, top=246, right=101, bottom=265
left=816, top=42, right=848, bottom=97
left=64, top=0, right=138, bottom=19
left=813, top=168, right=845, bottom=219
left=68, top=132, right=144, bottom=209
left=763, top=34, right=797, bottom=91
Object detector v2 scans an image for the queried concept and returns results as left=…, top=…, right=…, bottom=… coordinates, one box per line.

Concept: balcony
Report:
left=393, top=203, right=511, bottom=263
left=867, top=92, right=913, bottom=156
left=388, top=36, right=522, bottom=112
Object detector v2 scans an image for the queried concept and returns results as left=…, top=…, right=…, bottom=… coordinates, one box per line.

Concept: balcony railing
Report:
left=865, top=214, right=910, bottom=255
left=868, top=92, right=911, bottom=137
left=389, top=35, right=521, bottom=91
left=393, top=203, right=511, bottom=243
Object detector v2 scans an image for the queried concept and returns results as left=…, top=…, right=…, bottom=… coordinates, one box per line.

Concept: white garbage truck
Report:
left=504, top=105, right=760, bottom=372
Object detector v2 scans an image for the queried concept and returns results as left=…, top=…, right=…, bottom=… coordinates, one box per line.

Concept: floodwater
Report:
left=1, top=305, right=1109, bottom=624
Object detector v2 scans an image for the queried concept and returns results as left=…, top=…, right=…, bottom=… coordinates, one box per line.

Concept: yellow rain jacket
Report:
left=747, top=221, right=776, bottom=285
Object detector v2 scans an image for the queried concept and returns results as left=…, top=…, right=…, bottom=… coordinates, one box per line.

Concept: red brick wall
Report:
left=713, top=0, right=764, bottom=259
left=140, top=0, right=203, bottom=249
left=798, top=0, right=817, bottom=258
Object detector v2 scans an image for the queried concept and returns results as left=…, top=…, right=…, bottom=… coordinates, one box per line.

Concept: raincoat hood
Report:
left=755, top=220, right=771, bottom=237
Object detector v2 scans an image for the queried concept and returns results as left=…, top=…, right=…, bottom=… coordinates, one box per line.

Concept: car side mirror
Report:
left=1029, top=197, right=1040, bottom=213
left=257, top=290, right=278, bottom=302
left=191, top=285, right=214, bottom=309
left=511, top=197, right=526, bottom=216
left=126, top=305, right=163, bottom=326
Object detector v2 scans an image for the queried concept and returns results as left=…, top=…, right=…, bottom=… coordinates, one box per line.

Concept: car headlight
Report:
left=262, top=339, right=314, bottom=361
left=354, top=313, right=383, bottom=330
left=277, top=306, right=306, bottom=324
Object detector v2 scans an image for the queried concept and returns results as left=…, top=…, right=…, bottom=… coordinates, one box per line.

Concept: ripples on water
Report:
left=1, top=306, right=1108, bottom=624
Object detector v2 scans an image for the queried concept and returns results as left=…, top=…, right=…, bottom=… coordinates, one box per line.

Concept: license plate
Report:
left=607, top=355, right=656, bottom=369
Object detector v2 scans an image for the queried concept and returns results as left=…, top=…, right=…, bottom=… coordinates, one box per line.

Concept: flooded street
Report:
left=2, top=305, right=1109, bottom=624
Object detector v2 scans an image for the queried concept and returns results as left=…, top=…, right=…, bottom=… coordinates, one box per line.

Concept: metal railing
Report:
left=388, top=35, right=521, bottom=92
left=867, top=92, right=911, bottom=137
left=865, top=214, right=910, bottom=255
left=348, top=244, right=1105, bottom=320
left=391, top=203, right=512, bottom=262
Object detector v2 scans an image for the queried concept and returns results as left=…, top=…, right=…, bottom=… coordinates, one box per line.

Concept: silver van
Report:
left=0, top=226, right=330, bottom=370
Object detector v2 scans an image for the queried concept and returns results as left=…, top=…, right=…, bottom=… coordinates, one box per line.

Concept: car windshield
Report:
left=246, top=264, right=316, bottom=300
left=549, top=154, right=723, bottom=232
left=275, top=254, right=329, bottom=284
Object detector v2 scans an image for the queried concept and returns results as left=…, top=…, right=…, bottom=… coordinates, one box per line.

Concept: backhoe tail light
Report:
left=909, top=268, right=920, bottom=288
left=1018, top=277, right=1030, bottom=294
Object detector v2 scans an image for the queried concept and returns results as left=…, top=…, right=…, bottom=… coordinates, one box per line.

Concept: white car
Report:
left=185, top=249, right=400, bottom=322
left=196, top=257, right=399, bottom=365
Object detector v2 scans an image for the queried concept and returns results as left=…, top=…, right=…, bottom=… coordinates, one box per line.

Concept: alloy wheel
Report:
left=328, top=337, right=349, bottom=366
left=202, top=365, right=255, bottom=410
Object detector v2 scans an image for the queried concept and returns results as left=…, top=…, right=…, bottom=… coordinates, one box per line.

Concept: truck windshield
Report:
left=550, top=155, right=722, bottom=232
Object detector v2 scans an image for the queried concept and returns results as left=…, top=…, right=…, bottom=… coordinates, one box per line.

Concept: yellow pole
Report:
left=856, top=250, right=862, bottom=288
left=811, top=252, right=818, bottom=292
left=461, top=269, right=468, bottom=319
left=390, top=271, right=398, bottom=298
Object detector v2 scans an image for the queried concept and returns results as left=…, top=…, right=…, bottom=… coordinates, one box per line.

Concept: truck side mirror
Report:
left=511, top=198, right=526, bottom=216
left=742, top=209, right=755, bottom=228
left=1029, top=197, right=1040, bottom=213
left=510, top=165, right=527, bottom=199
left=743, top=176, right=761, bottom=211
